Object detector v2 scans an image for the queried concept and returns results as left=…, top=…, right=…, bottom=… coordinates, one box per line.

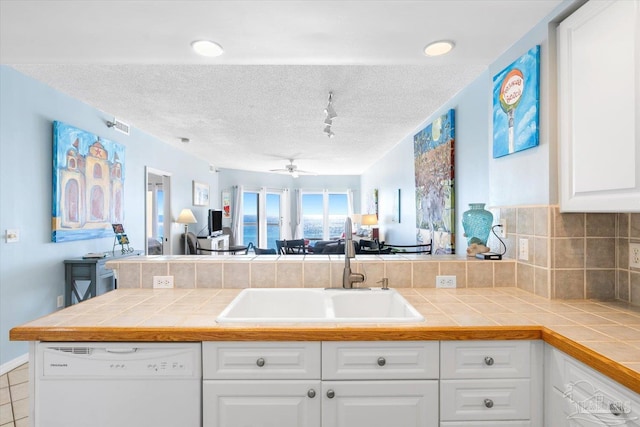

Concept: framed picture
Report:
left=192, top=181, right=209, bottom=206
left=492, top=45, right=540, bottom=158
left=413, top=109, right=455, bottom=254
left=222, top=190, right=231, bottom=218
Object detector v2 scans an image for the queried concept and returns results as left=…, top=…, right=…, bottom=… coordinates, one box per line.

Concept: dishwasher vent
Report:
left=51, top=347, right=93, bottom=355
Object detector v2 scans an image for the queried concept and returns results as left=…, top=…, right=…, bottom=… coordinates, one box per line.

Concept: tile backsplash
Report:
left=108, top=256, right=516, bottom=291
left=108, top=209, right=638, bottom=305
left=491, top=206, right=639, bottom=305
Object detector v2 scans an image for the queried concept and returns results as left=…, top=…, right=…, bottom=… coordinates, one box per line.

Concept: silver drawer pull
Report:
left=610, top=403, right=624, bottom=416
left=377, top=357, right=386, bottom=366
left=484, top=356, right=494, bottom=366
left=256, top=358, right=265, bottom=367
left=484, top=398, right=494, bottom=408
left=307, top=389, right=316, bottom=399
left=326, top=389, right=335, bottom=399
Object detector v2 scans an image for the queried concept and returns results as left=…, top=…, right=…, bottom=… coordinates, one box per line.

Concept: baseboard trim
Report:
left=0, top=353, right=28, bottom=375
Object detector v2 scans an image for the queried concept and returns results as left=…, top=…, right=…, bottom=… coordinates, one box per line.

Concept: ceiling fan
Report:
left=269, top=159, right=316, bottom=178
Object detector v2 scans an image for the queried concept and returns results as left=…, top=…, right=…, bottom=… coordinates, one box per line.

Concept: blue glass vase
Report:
left=462, top=203, right=493, bottom=246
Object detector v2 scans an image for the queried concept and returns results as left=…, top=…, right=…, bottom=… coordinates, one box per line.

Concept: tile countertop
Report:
left=10, top=287, right=640, bottom=394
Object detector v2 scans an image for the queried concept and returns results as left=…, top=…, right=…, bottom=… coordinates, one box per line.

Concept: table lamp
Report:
left=177, top=208, right=197, bottom=254
left=361, top=214, right=379, bottom=239
left=351, top=214, right=362, bottom=234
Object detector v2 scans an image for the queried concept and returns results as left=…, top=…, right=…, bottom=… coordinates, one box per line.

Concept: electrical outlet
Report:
left=57, top=295, right=64, bottom=308
left=153, top=276, right=174, bottom=289
left=496, top=219, right=507, bottom=238
left=436, top=275, right=457, bottom=288
left=519, top=238, right=529, bottom=261
left=630, top=243, right=640, bottom=269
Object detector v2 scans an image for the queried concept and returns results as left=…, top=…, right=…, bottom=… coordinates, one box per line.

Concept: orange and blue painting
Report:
left=493, top=45, right=540, bottom=158
left=52, top=121, right=126, bottom=242
left=413, top=109, right=455, bottom=254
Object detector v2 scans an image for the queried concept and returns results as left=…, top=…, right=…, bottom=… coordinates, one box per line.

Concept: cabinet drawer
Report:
left=203, top=342, right=321, bottom=379
left=322, top=341, right=439, bottom=380
left=559, top=356, right=640, bottom=426
left=441, top=340, right=531, bottom=379
left=560, top=385, right=640, bottom=427
left=440, top=379, right=530, bottom=421
left=441, top=422, right=531, bottom=427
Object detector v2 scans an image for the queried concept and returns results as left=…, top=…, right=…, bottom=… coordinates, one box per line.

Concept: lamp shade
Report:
left=176, top=208, right=197, bottom=224
left=351, top=214, right=362, bottom=224
left=361, top=214, right=378, bottom=226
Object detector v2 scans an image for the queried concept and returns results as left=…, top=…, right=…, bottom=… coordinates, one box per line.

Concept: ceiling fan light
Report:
left=292, top=171, right=299, bottom=178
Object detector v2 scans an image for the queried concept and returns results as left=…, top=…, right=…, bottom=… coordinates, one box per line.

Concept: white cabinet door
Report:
left=558, top=0, right=640, bottom=212
left=203, top=380, right=321, bottom=427
left=322, top=380, right=438, bottom=427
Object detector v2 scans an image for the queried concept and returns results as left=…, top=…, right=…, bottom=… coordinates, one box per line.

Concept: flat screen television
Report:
left=208, top=209, right=223, bottom=236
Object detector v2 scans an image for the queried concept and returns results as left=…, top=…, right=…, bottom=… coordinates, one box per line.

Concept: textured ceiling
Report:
left=0, top=0, right=565, bottom=175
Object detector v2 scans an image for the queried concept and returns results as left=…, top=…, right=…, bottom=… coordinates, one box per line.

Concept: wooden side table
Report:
left=63, top=251, right=142, bottom=306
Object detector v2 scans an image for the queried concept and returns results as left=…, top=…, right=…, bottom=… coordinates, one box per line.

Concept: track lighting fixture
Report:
left=323, top=92, right=337, bottom=137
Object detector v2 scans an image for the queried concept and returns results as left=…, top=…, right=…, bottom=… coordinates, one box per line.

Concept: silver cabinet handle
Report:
left=256, top=358, right=265, bottom=367
left=484, top=356, right=494, bottom=366
left=326, top=389, right=335, bottom=399
left=307, top=389, right=316, bottom=399
left=610, top=403, right=623, bottom=416
left=377, top=357, right=386, bottom=366
left=484, top=398, right=494, bottom=408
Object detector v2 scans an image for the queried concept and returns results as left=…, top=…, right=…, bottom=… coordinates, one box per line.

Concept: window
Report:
left=301, top=191, right=349, bottom=240
left=265, top=193, right=281, bottom=250
left=242, top=189, right=285, bottom=249
left=242, top=192, right=259, bottom=247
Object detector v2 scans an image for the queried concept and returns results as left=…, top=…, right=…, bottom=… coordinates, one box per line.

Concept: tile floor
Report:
left=0, top=363, right=28, bottom=427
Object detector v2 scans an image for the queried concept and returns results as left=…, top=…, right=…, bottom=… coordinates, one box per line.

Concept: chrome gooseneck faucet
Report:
left=343, top=217, right=365, bottom=288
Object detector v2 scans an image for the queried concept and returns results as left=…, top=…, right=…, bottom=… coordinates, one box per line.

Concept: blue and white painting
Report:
left=492, top=45, right=540, bottom=158
left=52, top=121, right=126, bottom=242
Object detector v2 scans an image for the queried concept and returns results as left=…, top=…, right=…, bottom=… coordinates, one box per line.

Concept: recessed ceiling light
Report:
left=191, top=40, right=224, bottom=57
left=423, top=40, right=455, bottom=57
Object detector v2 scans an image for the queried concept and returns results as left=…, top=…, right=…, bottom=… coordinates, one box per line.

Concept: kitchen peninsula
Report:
left=11, top=286, right=640, bottom=393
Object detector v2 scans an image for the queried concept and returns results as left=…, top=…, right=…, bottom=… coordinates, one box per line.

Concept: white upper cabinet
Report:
left=558, top=0, right=640, bottom=212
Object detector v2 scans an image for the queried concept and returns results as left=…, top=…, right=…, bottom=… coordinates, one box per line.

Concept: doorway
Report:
left=145, top=167, right=172, bottom=255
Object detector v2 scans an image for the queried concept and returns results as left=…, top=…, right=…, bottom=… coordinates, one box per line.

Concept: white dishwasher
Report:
left=33, top=342, right=201, bottom=427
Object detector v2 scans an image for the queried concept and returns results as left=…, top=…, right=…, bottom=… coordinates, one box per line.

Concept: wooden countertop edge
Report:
left=540, top=327, right=640, bottom=394
left=10, top=324, right=640, bottom=394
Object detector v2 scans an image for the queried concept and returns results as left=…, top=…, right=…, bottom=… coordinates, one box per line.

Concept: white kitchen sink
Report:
left=216, top=288, right=424, bottom=323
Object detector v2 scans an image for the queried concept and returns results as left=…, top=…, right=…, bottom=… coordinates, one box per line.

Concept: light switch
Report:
left=6, top=229, right=19, bottom=243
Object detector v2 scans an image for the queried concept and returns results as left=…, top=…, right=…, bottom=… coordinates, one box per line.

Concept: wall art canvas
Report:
left=222, top=190, right=231, bottom=218
left=492, top=45, right=540, bottom=158
left=413, top=109, right=455, bottom=254
left=52, top=121, right=126, bottom=242
left=192, top=181, right=209, bottom=206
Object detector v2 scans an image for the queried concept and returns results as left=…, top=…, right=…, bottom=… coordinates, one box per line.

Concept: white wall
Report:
left=0, top=66, right=218, bottom=366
